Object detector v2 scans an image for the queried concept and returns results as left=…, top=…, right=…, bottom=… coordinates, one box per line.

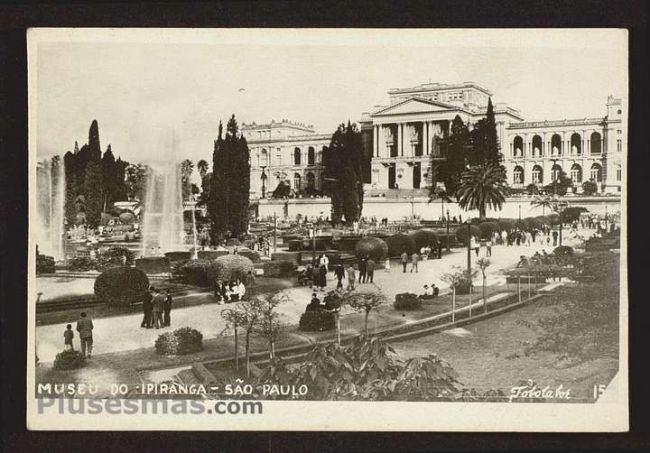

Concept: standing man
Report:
left=76, top=312, right=94, bottom=358
left=410, top=251, right=420, bottom=273
left=152, top=288, right=164, bottom=329
left=347, top=264, right=356, bottom=290
left=366, top=258, right=376, bottom=283
left=141, top=287, right=153, bottom=328
left=163, top=289, right=173, bottom=327
left=400, top=251, right=409, bottom=273
left=358, top=257, right=367, bottom=284
left=335, top=264, right=345, bottom=290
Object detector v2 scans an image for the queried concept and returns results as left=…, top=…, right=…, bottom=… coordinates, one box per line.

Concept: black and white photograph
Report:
left=26, top=28, right=628, bottom=431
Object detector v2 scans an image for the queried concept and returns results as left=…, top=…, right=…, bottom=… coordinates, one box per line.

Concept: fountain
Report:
left=35, top=158, right=65, bottom=260
left=140, top=130, right=188, bottom=257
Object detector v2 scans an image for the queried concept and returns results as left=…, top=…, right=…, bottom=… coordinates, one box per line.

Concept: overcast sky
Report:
left=33, top=29, right=627, bottom=163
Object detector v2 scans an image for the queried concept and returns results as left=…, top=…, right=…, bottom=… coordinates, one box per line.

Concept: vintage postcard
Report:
left=27, top=28, right=628, bottom=431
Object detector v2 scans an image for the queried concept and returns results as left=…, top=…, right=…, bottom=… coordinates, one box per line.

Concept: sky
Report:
left=32, top=28, right=628, bottom=164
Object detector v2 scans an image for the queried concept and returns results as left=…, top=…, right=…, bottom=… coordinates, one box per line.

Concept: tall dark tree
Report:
left=180, top=159, right=194, bottom=201
left=322, top=122, right=364, bottom=225
left=209, top=121, right=229, bottom=241
left=63, top=151, right=77, bottom=225
left=436, top=115, right=470, bottom=199
left=469, top=98, right=500, bottom=166
left=197, top=159, right=209, bottom=178
left=230, top=123, right=251, bottom=235
left=82, top=120, right=103, bottom=227
left=101, top=144, right=116, bottom=211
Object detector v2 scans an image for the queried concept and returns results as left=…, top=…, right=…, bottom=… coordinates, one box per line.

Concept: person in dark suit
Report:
left=334, top=264, right=345, bottom=290
left=358, top=258, right=367, bottom=283
left=366, top=258, right=376, bottom=283
left=76, top=312, right=94, bottom=358
left=141, top=288, right=153, bottom=328
left=163, top=289, right=173, bottom=327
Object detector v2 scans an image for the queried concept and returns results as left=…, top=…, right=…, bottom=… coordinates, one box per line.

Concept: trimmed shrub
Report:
left=213, top=255, right=254, bottom=282
left=225, top=238, right=241, bottom=247
left=455, top=225, right=481, bottom=244
left=96, top=246, right=134, bottom=270
left=262, top=260, right=296, bottom=278
left=100, top=212, right=113, bottom=226
left=36, top=253, right=55, bottom=274
left=409, top=229, right=439, bottom=250
left=94, top=266, right=150, bottom=306
left=452, top=275, right=473, bottom=295
left=298, top=310, right=335, bottom=332
left=165, top=251, right=192, bottom=262
left=68, top=256, right=96, bottom=272
left=354, top=236, right=388, bottom=262
left=155, top=327, right=203, bottom=355
left=478, top=222, right=499, bottom=240
left=525, top=217, right=543, bottom=230
left=271, top=251, right=300, bottom=262
left=561, top=206, right=589, bottom=223
left=497, top=219, right=516, bottom=231
left=288, top=239, right=303, bottom=251
left=197, top=250, right=229, bottom=260
left=236, top=248, right=261, bottom=263
left=393, top=292, right=422, bottom=310
left=546, top=213, right=561, bottom=225
left=178, top=259, right=214, bottom=287
left=536, top=216, right=552, bottom=226
left=135, top=257, right=171, bottom=274
left=553, top=246, right=574, bottom=257
left=385, top=233, right=416, bottom=257
left=515, top=219, right=530, bottom=231
left=53, top=350, right=85, bottom=370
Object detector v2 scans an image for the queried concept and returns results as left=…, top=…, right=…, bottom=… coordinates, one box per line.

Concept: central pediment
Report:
left=371, top=97, right=460, bottom=117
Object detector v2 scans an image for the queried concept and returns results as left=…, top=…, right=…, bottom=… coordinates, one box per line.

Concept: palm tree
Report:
left=197, top=159, right=209, bottom=178
left=457, top=164, right=508, bottom=220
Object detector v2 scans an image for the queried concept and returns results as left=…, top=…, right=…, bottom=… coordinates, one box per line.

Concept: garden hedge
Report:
left=68, top=256, right=96, bottom=272
left=197, top=250, right=229, bottom=260
left=409, top=229, right=439, bottom=250
left=178, top=259, right=214, bottom=287
left=94, top=266, right=150, bottom=306
left=155, top=327, right=203, bottom=355
left=546, top=213, right=561, bottom=225
left=36, top=253, right=55, bottom=274
left=165, top=251, right=192, bottom=262
left=478, top=222, right=499, bottom=240
left=298, top=310, right=335, bottom=332
left=497, top=219, right=516, bottom=231
left=135, top=257, right=171, bottom=274
left=96, top=246, right=134, bottom=270
left=515, top=219, right=530, bottom=231
left=385, top=233, right=416, bottom=257
left=213, top=255, right=254, bottom=282
left=393, top=292, right=422, bottom=310
left=53, top=350, right=85, bottom=370
left=354, top=236, right=388, bottom=262
left=525, top=217, right=543, bottom=230
left=455, top=225, right=481, bottom=244
left=262, top=260, right=296, bottom=278
left=236, top=248, right=261, bottom=263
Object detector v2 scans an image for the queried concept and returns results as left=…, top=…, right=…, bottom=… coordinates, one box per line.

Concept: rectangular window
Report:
left=616, top=168, right=622, bottom=181
left=617, top=139, right=622, bottom=152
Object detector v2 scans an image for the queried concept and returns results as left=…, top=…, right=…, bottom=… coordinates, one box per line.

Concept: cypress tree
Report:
left=63, top=151, right=77, bottom=225
left=484, top=97, right=501, bottom=164
left=209, top=121, right=229, bottom=242
left=101, top=144, right=116, bottom=211
left=83, top=120, right=103, bottom=227
left=436, top=115, right=469, bottom=198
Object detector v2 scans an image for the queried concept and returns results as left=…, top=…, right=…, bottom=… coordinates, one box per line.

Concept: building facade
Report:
left=242, top=120, right=330, bottom=199
left=503, top=95, right=624, bottom=194
left=358, top=82, right=523, bottom=194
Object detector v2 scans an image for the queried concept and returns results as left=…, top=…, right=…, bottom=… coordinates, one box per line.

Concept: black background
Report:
left=1, top=1, right=648, bottom=451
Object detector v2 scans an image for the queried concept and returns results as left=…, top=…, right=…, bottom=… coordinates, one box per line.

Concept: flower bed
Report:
left=155, top=327, right=203, bottom=355
left=53, top=350, right=86, bottom=370
left=393, top=292, right=422, bottom=310
left=299, top=310, right=336, bottom=332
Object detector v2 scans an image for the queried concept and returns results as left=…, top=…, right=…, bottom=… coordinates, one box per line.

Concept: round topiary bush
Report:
left=478, top=222, right=499, bottom=240
left=546, top=213, right=561, bottom=225
left=385, top=233, right=417, bottom=257
left=178, top=259, right=214, bottom=287
left=455, top=225, right=482, bottom=244
left=155, top=327, right=203, bottom=355
left=394, top=292, right=422, bottom=310
left=354, top=236, right=388, bottom=262
left=118, top=212, right=135, bottom=224
left=298, top=310, right=335, bottom=331
left=288, top=240, right=303, bottom=252
left=94, top=266, right=150, bottom=306
left=451, top=275, right=473, bottom=295
left=96, top=246, right=134, bottom=270
left=213, top=255, right=254, bottom=282
left=68, top=256, right=96, bottom=272
left=36, top=253, right=55, bottom=274
left=515, top=219, right=530, bottom=231
left=498, top=219, right=516, bottom=231
left=553, top=245, right=574, bottom=257
left=53, top=350, right=85, bottom=370
left=409, top=229, right=439, bottom=250
left=236, top=248, right=261, bottom=263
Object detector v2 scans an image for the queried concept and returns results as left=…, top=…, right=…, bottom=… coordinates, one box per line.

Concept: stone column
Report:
left=423, top=121, right=429, bottom=156
left=373, top=125, right=379, bottom=157
left=398, top=123, right=403, bottom=157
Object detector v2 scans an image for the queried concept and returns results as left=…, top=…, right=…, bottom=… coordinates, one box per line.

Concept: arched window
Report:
left=590, top=163, right=602, bottom=182
left=307, top=146, right=315, bottom=165
left=513, top=136, right=523, bottom=157
left=294, top=173, right=301, bottom=190
left=570, top=164, right=582, bottom=184
left=551, top=164, right=562, bottom=182
left=551, top=134, right=562, bottom=156
left=590, top=132, right=602, bottom=154
left=306, top=172, right=315, bottom=189
left=294, top=147, right=301, bottom=165
left=532, top=135, right=542, bottom=157
left=260, top=148, right=268, bottom=167
left=513, top=165, right=524, bottom=185
left=532, top=165, right=543, bottom=185
left=570, top=133, right=581, bottom=155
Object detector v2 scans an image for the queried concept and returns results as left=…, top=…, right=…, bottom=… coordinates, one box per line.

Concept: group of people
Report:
left=141, top=287, right=173, bottom=329
left=421, top=284, right=440, bottom=299
left=214, top=279, right=247, bottom=304
left=63, top=311, right=94, bottom=358
left=305, top=292, right=341, bottom=314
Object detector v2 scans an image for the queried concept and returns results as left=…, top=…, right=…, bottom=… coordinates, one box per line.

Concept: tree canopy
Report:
left=457, top=164, right=508, bottom=220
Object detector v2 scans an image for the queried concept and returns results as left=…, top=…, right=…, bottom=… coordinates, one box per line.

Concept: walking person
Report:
left=76, top=312, right=94, bottom=358
left=410, top=251, right=420, bottom=273
left=347, top=265, right=356, bottom=290
left=366, top=258, right=376, bottom=283
left=486, top=238, right=492, bottom=257
left=335, top=264, right=345, bottom=290
left=400, top=251, right=409, bottom=273
left=152, top=288, right=164, bottom=329
left=163, top=289, right=173, bottom=327
left=358, top=258, right=367, bottom=283
left=318, top=264, right=328, bottom=291
left=63, top=324, right=74, bottom=351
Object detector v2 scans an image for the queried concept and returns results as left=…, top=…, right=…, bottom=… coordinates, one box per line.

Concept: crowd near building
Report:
left=243, top=82, right=624, bottom=199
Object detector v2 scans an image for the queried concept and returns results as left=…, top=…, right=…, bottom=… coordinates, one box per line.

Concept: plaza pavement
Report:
left=36, top=234, right=580, bottom=363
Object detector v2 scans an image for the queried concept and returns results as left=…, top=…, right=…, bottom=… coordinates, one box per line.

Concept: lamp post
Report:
left=518, top=204, right=521, bottom=222
left=446, top=209, right=450, bottom=252
left=260, top=166, right=267, bottom=199
left=466, top=221, right=472, bottom=276
left=308, top=223, right=316, bottom=265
